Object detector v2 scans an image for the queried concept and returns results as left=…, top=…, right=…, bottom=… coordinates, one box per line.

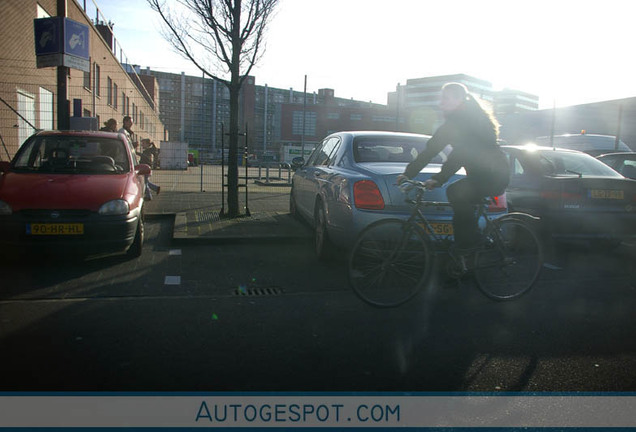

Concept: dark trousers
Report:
left=446, top=176, right=506, bottom=249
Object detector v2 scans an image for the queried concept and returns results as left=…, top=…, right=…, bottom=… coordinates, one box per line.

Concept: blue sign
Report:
left=34, top=17, right=63, bottom=55
left=34, top=17, right=90, bottom=71
left=64, top=18, right=89, bottom=59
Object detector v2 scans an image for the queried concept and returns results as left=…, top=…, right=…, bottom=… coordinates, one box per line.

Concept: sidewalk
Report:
left=143, top=190, right=312, bottom=243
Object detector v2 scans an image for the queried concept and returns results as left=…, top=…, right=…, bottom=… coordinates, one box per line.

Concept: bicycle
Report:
left=348, top=179, right=544, bottom=307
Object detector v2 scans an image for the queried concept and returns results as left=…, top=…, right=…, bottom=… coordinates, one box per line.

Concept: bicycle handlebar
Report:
left=397, top=179, right=427, bottom=193
left=398, top=178, right=494, bottom=208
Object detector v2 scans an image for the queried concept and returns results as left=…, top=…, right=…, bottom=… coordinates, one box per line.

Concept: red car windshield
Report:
left=12, top=135, right=130, bottom=174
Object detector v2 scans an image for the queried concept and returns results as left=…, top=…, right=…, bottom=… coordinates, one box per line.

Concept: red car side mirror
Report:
left=135, top=164, right=151, bottom=176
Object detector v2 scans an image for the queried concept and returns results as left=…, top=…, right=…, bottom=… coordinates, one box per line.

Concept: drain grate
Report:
left=234, top=286, right=282, bottom=296
left=195, top=211, right=221, bottom=223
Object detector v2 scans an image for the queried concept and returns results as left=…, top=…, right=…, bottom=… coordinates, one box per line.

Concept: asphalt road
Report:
left=1, top=217, right=636, bottom=392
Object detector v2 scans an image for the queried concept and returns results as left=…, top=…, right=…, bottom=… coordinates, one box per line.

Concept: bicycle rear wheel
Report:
left=349, top=219, right=433, bottom=307
left=473, top=217, right=543, bottom=301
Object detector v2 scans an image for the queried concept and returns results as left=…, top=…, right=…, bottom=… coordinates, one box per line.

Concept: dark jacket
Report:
left=404, top=106, right=509, bottom=192
left=140, top=147, right=155, bottom=166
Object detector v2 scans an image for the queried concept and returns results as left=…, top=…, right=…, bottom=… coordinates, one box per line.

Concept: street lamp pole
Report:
left=301, top=75, right=307, bottom=160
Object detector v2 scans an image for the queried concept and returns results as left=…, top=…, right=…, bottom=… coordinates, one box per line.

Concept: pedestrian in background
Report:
left=118, top=115, right=138, bottom=158
left=140, top=138, right=160, bottom=200
left=100, top=118, right=117, bottom=132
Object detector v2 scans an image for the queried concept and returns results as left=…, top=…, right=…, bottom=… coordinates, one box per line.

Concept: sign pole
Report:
left=244, top=123, right=250, bottom=216
left=57, top=0, right=69, bottom=130
left=220, top=123, right=225, bottom=217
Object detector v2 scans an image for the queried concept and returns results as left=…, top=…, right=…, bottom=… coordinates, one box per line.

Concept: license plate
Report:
left=420, top=222, right=453, bottom=235
left=590, top=189, right=624, bottom=199
left=27, top=223, right=84, bottom=235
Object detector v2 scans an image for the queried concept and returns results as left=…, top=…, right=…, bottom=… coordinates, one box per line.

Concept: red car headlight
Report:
left=98, top=199, right=130, bottom=215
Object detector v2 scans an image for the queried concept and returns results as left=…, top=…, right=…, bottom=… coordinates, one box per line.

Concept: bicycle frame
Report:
left=404, top=186, right=497, bottom=251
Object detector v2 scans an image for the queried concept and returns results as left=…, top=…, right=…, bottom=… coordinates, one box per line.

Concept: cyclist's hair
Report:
left=442, top=82, right=500, bottom=137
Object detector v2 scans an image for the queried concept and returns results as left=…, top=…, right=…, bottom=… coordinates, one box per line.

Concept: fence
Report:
left=150, top=161, right=293, bottom=194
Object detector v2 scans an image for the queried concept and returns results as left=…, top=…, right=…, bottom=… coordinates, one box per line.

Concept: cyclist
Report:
left=397, top=82, right=510, bottom=257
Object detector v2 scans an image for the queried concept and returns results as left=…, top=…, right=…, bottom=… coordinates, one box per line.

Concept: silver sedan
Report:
left=290, top=131, right=507, bottom=260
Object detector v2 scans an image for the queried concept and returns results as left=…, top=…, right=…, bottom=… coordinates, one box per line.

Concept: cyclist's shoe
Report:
left=445, top=253, right=474, bottom=280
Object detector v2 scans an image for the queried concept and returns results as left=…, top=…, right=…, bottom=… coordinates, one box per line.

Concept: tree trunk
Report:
left=226, top=0, right=243, bottom=218
left=226, top=83, right=240, bottom=218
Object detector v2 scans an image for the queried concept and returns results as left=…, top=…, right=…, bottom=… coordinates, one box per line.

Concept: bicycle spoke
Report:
left=349, top=220, right=432, bottom=307
left=473, top=218, right=543, bottom=301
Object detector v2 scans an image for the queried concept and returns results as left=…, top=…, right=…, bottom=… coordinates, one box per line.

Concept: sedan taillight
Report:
left=487, top=194, right=507, bottom=213
left=354, top=180, right=385, bottom=210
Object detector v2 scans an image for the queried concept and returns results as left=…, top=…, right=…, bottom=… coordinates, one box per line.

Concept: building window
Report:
left=350, top=114, right=362, bottom=121
left=327, top=112, right=340, bottom=120
left=292, top=111, right=316, bottom=136
left=37, top=4, right=50, bottom=17
left=83, top=63, right=91, bottom=90
left=113, top=83, right=118, bottom=109
left=372, top=115, right=396, bottom=123
left=107, top=77, right=113, bottom=106
left=94, top=63, right=101, bottom=97
left=39, top=87, right=53, bottom=130
left=17, top=90, right=35, bottom=147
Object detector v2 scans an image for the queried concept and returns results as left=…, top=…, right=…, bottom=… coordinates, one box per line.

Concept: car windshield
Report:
left=12, top=135, right=130, bottom=174
left=353, top=136, right=448, bottom=164
left=538, top=150, right=623, bottom=177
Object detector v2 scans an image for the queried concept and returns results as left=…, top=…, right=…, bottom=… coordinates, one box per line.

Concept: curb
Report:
left=154, top=211, right=313, bottom=245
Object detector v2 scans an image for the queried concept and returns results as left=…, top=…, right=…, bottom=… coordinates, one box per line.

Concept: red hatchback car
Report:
left=0, top=130, right=150, bottom=258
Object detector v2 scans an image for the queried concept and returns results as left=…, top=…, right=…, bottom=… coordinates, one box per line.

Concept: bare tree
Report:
left=147, top=0, right=279, bottom=218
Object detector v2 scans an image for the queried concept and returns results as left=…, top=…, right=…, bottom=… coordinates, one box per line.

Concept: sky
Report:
left=92, top=0, right=636, bottom=109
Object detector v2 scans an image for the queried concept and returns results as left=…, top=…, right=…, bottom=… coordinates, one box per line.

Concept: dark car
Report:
left=502, top=144, right=636, bottom=249
left=0, top=130, right=150, bottom=258
left=596, top=152, right=636, bottom=179
left=533, top=132, right=631, bottom=157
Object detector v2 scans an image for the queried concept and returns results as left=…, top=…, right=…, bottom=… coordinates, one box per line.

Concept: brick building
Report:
left=0, top=0, right=166, bottom=160
left=143, top=69, right=407, bottom=161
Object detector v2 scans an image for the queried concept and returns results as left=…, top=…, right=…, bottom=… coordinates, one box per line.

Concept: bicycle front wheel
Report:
left=349, top=219, right=433, bottom=307
left=474, top=217, right=543, bottom=301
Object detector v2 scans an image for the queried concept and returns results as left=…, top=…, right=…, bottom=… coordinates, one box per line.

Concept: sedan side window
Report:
left=312, top=137, right=340, bottom=166
left=305, top=141, right=326, bottom=166
left=512, top=158, right=524, bottom=176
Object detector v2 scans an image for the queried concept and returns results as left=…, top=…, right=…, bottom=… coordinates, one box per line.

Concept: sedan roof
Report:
left=327, top=130, right=432, bottom=139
